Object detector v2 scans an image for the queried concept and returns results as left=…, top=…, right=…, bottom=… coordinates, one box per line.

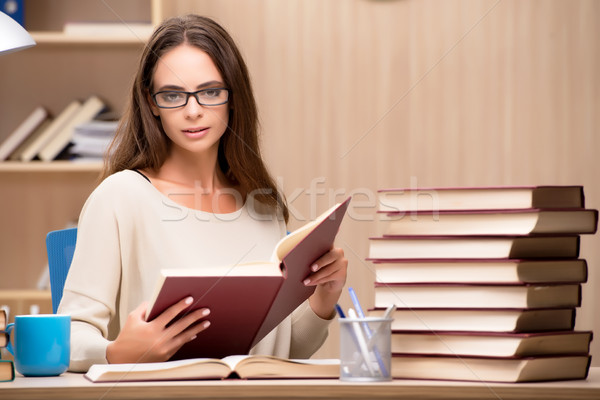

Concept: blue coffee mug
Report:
left=6, top=314, right=70, bottom=377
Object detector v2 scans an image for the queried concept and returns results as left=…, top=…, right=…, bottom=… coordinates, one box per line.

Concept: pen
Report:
left=368, top=304, right=396, bottom=347
left=348, top=307, right=377, bottom=376
left=337, top=302, right=367, bottom=376
left=348, top=287, right=389, bottom=377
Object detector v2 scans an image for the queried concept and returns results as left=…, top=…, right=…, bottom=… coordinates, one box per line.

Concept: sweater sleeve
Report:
left=288, top=301, right=335, bottom=359
left=57, top=180, right=124, bottom=372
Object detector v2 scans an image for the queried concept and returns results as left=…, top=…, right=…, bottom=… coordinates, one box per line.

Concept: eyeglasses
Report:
left=151, top=88, right=230, bottom=109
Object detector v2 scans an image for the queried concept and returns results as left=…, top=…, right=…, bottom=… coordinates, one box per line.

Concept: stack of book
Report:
left=0, top=95, right=107, bottom=162
left=69, top=119, right=118, bottom=161
left=368, top=186, right=598, bottom=383
left=0, top=309, right=15, bottom=382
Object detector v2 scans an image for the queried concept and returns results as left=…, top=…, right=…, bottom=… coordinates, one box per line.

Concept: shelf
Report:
left=31, top=32, right=151, bottom=45
left=0, top=161, right=103, bottom=173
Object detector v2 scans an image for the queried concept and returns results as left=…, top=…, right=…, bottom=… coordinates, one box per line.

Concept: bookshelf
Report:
left=30, top=32, right=152, bottom=45
left=0, top=0, right=166, bottom=291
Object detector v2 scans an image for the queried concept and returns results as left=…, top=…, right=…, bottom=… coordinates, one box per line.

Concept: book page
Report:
left=271, top=202, right=342, bottom=262
left=221, top=355, right=253, bottom=370
left=221, top=355, right=339, bottom=371
left=85, top=358, right=231, bottom=382
left=225, top=355, right=340, bottom=379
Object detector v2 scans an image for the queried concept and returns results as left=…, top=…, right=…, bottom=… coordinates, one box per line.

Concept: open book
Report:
left=145, top=197, right=351, bottom=360
left=85, top=355, right=340, bottom=382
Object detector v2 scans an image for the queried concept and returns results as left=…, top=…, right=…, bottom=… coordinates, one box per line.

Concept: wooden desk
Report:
left=1, top=368, right=599, bottom=400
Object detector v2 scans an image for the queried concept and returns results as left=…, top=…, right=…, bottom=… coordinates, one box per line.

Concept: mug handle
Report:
left=5, top=323, right=14, bottom=356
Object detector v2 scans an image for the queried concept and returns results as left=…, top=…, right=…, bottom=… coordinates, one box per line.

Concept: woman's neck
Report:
left=158, top=151, right=222, bottom=192
left=143, top=149, right=243, bottom=213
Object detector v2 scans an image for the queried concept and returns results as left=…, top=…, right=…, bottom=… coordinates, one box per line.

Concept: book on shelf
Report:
left=145, top=197, right=351, bottom=360
left=373, top=283, right=581, bottom=309
left=368, top=235, right=580, bottom=260
left=370, top=258, right=588, bottom=284
left=38, top=96, right=106, bottom=162
left=390, top=354, right=591, bottom=383
left=390, top=330, right=592, bottom=358
left=69, top=135, right=112, bottom=159
left=85, top=355, right=339, bottom=382
left=18, top=100, right=82, bottom=162
left=369, top=307, right=576, bottom=332
left=0, top=360, right=15, bottom=383
left=70, top=119, right=118, bottom=159
left=0, top=106, right=48, bottom=161
left=381, top=208, right=598, bottom=236
left=378, top=186, right=585, bottom=212
left=7, top=119, right=52, bottom=161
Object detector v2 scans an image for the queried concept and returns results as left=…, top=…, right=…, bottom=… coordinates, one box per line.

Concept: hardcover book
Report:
left=0, top=360, right=14, bottom=383
left=368, top=307, right=576, bottom=332
left=381, top=208, right=598, bottom=236
left=18, top=100, right=82, bottom=162
left=373, top=282, right=581, bottom=309
left=368, top=235, right=580, bottom=260
left=370, top=259, right=588, bottom=284
left=7, top=119, right=52, bottom=161
left=378, top=186, right=585, bottom=212
left=145, top=197, right=351, bottom=360
left=38, top=96, right=105, bottom=161
left=0, top=106, right=48, bottom=161
left=390, top=330, right=592, bottom=357
left=390, top=354, right=591, bottom=383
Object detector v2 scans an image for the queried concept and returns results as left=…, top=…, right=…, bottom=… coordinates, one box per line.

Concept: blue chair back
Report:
left=46, top=227, right=77, bottom=313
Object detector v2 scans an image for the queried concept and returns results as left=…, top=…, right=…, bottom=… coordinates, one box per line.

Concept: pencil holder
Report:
left=339, top=316, right=392, bottom=381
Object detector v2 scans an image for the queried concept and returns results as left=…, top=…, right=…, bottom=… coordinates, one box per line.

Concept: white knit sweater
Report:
left=58, top=170, right=331, bottom=372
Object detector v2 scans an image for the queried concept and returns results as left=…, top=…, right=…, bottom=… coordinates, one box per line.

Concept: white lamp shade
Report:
left=0, top=11, right=36, bottom=55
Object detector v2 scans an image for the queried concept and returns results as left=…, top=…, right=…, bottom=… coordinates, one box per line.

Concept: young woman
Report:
left=58, top=15, right=347, bottom=372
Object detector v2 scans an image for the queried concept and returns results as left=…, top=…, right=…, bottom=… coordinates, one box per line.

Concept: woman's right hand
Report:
left=106, top=297, right=210, bottom=364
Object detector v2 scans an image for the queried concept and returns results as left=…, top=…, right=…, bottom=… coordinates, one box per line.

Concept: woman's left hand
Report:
left=304, top=247, right=348, bottom=319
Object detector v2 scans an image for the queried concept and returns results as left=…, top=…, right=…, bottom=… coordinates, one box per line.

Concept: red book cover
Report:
left=367, top=258, right=588, bottom=285
left=145, top=197, right=351, bottom=360
left=373, top=282, right=582, bottom=309
left=369, top=307, right=577, bottom=333
left=377, top=185, right=585, bottom=212
left=378, top=208, right=598, bottom=236
left=389, top=353, right=592, bottom=382
left=368, top=235, right=581, bottom=260
left=389, top=330, right=593, bottom=358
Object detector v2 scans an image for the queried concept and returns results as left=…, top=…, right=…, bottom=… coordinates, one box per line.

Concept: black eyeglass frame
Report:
left=151, top=88, right=231, bottom=109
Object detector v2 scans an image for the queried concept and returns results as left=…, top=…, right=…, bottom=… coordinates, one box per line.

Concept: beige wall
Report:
left=161, top=0, right=600, bottom=362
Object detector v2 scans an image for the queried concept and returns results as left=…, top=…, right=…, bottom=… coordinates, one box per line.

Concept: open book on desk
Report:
left=85, top=355, right=340, bottom=382
left=145, top=197, right=351, bottom=360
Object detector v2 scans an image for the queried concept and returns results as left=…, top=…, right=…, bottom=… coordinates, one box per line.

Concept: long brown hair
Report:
left=101, top=15, right=288, bottom=222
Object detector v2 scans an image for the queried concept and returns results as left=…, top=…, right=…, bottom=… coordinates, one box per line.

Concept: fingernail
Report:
left=185, top=297, right=193, bottom=305
left=311, top=264, right=319, bottom=272
left=203, top=321, right=211, bottom=328
left=303, top=278, right=310, bottom=285
left=190, top=335, right=197, bottom=341
left=202, top=309, right=210, bottom=316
